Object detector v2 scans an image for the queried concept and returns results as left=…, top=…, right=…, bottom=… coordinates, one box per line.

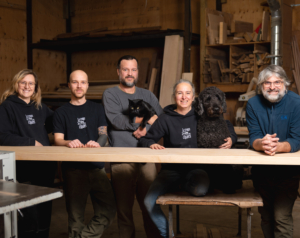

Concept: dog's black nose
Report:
left=213, top=107, right=220, bottom=112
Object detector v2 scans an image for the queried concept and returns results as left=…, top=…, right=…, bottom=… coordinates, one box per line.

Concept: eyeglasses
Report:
left=263, top=81, right=283, bottom=88
left=19, top=81, right=36, bottom=87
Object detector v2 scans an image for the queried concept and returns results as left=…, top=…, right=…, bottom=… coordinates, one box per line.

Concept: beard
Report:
left=262, top=87, right=286, bottom=103
left=120, top=75, right=138, bottom=87
left=71, top=89, right=86, bottom=99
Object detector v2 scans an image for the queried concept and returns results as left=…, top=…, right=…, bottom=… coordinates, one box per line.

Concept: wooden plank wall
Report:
left=0, top=0, right=26, bottom=97
left=70, top=0, right=200, bottom=92
left=0, top=0, right=66, bottom=97
left=32, top=0, right=66, bottom=92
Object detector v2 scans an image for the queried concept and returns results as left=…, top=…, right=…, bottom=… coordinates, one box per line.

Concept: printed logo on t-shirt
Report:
left=77, top=117, right=87, bottom=129
left=25, top=115, right=36, bottom=125
left=182, top=128, right=191, bottom=140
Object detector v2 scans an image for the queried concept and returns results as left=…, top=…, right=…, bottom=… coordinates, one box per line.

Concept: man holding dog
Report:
left=102, top=55, right=163, bottom=238
left=53, top=70, right=116, bottom=238
left=246, top=65, right=300, bottom=238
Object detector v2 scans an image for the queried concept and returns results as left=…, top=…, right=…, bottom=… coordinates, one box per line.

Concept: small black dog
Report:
left=128, top=99, right=156, bottom=128
left=194, top=86, right=230, bottom=148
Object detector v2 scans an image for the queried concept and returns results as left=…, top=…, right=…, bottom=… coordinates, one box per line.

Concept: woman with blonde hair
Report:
left=0, top=69, right=55, bottom=238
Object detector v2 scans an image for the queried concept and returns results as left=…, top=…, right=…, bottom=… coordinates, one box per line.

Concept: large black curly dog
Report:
left=194, top=86, right=230, bottom=148
left=194, top=86, right=242, bottom=194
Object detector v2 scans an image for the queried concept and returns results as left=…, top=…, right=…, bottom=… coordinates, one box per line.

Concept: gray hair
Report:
left=257, top=65, right=290, bottom=94
left=172, top=79, right=195, bottom=97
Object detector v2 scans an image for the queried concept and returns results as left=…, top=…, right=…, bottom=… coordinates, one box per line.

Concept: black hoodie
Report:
left=0, top=95, right=53, bottom=146
left=139, top=104, right=236, bottom=172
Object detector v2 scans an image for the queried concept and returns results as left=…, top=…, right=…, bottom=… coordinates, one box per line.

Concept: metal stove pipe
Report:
left=267, top=0, right=282, bottom=66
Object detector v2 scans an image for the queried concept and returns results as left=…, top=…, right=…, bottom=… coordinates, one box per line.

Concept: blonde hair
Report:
left=0, top=69, right=42, bottom=108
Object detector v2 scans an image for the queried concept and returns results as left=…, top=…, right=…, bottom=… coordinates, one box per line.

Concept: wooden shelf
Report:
left=206, top=41, right=271, bottom=47
left=205, top=83, right=249, bottom=93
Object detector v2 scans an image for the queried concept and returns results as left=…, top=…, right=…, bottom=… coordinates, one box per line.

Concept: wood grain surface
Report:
left=1, top=147, right=300, bottom=165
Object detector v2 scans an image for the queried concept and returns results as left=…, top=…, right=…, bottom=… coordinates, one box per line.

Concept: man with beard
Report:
left=53, top=70, right=116, bottom=238
left=246, top=65, right=300, bottom=238
left=102, top=55, right=163, bottom=238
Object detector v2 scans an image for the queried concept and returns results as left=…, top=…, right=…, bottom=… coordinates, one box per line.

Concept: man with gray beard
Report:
left=246, top=65, right=300, bottom=238
left=102, top=55, right=163, bottom=238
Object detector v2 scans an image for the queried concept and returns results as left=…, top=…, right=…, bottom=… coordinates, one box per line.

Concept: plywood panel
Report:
left=32, top=0, right=65, bottom=43
left=72, top=0, right=200, bottom=34
left=0, top=1, right=26, bottom=97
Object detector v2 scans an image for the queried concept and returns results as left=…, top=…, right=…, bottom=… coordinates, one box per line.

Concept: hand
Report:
left=150, top=144, right=165, bottom=150
left=261, top=133, right=279, bottom=156
left=135, top=117, right=143, bottom=124
left=147, top=115, right=158, bottom=125
left=133, top=127, right=147, bottom=139
left=85, top=140, right=100, bottom=148
left=35, top=141, right=43, bottom=146
left=219, top=137, right=232, bottom=149
left=67, top=139, right=85, bottom=148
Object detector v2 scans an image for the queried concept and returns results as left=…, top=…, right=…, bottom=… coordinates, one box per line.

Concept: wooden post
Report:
left=184, top=0, right=191, bottom=72
left=200, top=0, right=207, bottom=92
left=26, top=0, right=33, bottom=69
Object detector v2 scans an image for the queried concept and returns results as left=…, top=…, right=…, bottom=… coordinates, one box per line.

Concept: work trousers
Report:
left=253, top=174, right=299, bottom=238
left=111, top=162, right=160, bottom=238
left=17, top=161, right=56, bottom=238
left=144, top=169, right=210, bottom=238
left=63, top=166, right=116, bottom=238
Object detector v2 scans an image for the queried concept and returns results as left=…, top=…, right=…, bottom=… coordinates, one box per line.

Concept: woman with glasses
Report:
left=0, top=69, right=56, bottom=238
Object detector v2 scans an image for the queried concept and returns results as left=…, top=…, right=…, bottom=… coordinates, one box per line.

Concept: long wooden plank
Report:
left=2, top=147, right=300, bottom=166
left=207, top=13, right=224, bottom=44
left=160, top=35, right=181, bottom=108
left=176, top=37, right=184, bottom=82
left=219, top=22, right=227, bottom=44
left=148, top=68, right=158, bottom=93
left=182, top=72, right=193, bottom=82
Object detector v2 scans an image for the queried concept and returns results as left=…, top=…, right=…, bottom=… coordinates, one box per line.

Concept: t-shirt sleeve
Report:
left=0, top=105, right=35, bottom=146
left=53, top=109, right=66, bottom=134
left=98, top=104, right=108, bottom=127
left=246, top=101, right=264, bottom=148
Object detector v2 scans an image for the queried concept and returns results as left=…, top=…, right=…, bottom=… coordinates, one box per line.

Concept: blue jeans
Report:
left=144, top=169, right=210, bottom=238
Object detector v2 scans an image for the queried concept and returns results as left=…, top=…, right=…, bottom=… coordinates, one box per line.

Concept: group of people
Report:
left=0, top=54, right=299, bottom=238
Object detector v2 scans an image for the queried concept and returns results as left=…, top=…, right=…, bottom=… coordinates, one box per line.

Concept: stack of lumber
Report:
left=42, top=81, right=119, bottom=99
left=291, top=34, right=300, bottom=95
left=53, top=26, right=162, bottom=40
left=231, top=52, right=255, bottom=83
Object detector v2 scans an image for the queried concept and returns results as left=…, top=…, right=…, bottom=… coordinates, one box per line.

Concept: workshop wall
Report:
left=70, top=0, right=200, bottom=91
left=0, top=0, right=66, bottom=96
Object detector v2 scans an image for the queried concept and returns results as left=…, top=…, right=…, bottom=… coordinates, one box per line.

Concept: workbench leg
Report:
left=237, top=207, right=242, bottom=236
left=247, top=208, right=253, bottom=238
left=176, top=205, right=181, bottom=234
left=169, top=205, right=173, bottom=238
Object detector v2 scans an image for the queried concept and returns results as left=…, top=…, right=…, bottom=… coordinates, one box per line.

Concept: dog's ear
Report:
left=221, top=92, right=227, bottom=113
left=194, top=97, right=204, bottom=116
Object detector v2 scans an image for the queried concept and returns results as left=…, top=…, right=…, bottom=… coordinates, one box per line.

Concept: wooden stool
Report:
left=156, top=180, right=263, bottom=238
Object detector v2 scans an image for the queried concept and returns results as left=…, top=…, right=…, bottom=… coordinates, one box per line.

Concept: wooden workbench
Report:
left=1, top=146, right=300, bottom=165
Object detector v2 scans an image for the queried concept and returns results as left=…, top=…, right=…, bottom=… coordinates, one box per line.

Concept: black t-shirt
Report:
left=53, top=100, right=107, bottom=169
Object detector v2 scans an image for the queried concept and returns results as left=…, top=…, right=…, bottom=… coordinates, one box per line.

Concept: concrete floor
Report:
left=49, top=194, right=300, bottom=238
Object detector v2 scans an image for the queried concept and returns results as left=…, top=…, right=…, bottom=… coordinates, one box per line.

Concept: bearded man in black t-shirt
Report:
left=53, top=70, right=116, bottom=238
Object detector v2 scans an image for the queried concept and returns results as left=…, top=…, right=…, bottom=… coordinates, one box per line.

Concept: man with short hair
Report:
left=246, top=65, right=300, bottom=238
left=53, top=70, right=116, bottom=238
left=102, top=55, right=163, bottom=238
